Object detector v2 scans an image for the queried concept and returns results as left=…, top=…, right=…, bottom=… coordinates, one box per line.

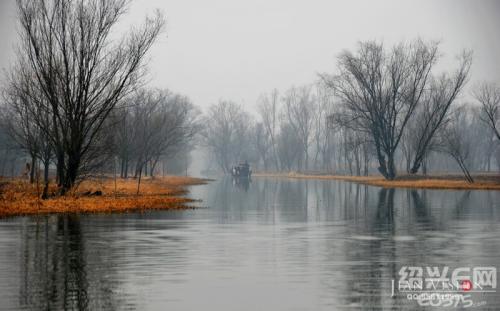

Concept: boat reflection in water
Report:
left=232, top=174, right=251, bottom=191
left=231, top=161, right=252, bottom=191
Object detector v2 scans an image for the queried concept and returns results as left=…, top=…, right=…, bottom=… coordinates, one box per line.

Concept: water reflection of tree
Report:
left=19, top=215, right=128, bottom=311
left=337, top=188, right=484, bottom=309
left=451, top=190, right=472, bottom=220
left=276, top=180, right=308, bottom=222
left=375, top=188, right=395, bottom=228
left=406, top=189, right=473, bottom=230
left=351, top=188, right=396, bottom=308
left=407, top=189, right=439, bottom=231
left=335, top=188, right=417, bottom=309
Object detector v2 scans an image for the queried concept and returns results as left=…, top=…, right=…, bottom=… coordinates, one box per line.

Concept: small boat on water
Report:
left=231, top=161, right=252, bottom=178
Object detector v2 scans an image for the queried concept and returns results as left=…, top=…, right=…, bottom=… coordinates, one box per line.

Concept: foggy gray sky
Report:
left=1, top=0, right=499, bottom=111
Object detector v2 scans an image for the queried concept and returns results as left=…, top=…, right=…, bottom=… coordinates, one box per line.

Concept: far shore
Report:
left=0, top=176, right=209, bottom=218
left=253, top=172, right=500, bottom=190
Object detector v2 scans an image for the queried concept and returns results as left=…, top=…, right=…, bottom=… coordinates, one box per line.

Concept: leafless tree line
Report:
left=321, top=40, right=473, bottom=180
left=112, top=89, right=200, bottom=181
left=203, top=40, right=500, bottom=182
left=1, top=2, right=500, bottom=189
left=202, top=84, right=344, bottom=174
left=0, top=0, right=190, bottom=197
left=323, top=39, right=500, bottom=182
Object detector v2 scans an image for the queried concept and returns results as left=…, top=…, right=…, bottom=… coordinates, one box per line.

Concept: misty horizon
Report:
left=1, top=0, right=500, bottom=113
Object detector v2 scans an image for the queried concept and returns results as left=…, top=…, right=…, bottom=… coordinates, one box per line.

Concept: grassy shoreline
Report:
left=0, top=176, right=209, bottom=218
left=253, top=172, right=500, bottom=190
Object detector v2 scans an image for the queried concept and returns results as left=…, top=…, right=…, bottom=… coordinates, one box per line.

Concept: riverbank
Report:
left=254, top=172, right=500, bottom=190
left=0, top=176, right=209, bottom=218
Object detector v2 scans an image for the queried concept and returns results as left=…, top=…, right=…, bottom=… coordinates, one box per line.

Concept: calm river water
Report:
left=1, top=177, right=500, bottom=310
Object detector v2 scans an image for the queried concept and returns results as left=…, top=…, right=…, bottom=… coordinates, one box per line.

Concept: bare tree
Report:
left=465, top=111, right=498, bottom=172
left=148, top=92, right=200, bottom=177
left=283, top=85, right=315, bottom=171
left=322, top=40, right=439, bottom=179
left=13, top=0, right=164, bottom=193
left=474, top=82, right=500, bottom=142
left=2, top=80, right=41, bottom=183
left=112, top=107, right=133, bottom=178
left=311, top=84, right=332, bottom=171
left=276, top=122, right=302, bottom=171
left=2, top=68, right=55, bottom=198
left=438, top=106, right=474, bottom=183
left=114, top=89, right=199, bottom=182
left=251, top=122, right=272, bottom=171
left=202, top=100, right=253, bottom=173
left=257, top=89, right=281, bottom=171
left=407, top=52, right=472, bottom=174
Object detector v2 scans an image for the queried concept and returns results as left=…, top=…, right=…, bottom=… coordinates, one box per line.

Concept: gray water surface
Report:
left=1, top=177, right=500, bottom=310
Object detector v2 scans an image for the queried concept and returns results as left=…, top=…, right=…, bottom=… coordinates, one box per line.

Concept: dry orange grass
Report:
left=254, top=172, right=500, bottom=190
left=0, top=176, right=208, bottom=218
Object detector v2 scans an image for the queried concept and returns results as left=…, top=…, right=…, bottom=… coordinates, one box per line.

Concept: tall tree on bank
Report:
left=322, top=40, right=439, bottom=179
left=407, top=52, right=472, bottom=174
left=13, top=0, right=164, bottom=193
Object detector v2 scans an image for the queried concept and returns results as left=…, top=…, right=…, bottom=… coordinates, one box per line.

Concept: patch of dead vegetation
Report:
left=254, top=172, right=500, bottom=190
left=0, top=176, right=208, bottom=218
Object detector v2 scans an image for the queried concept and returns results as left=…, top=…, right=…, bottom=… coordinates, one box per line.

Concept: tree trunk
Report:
left=42, top=159, right=50, bottom=199
left=410, top=157, right=422, bottom=174
left=304, top=147, right=308, bottom=171
left=123, top=158, right=128, bottom=179
left=56, top=151, right=65, bottom=187
left=386, top=152, right=396, bottom=180
left=136, top=166, right=143, bottom=195
left=29, top=153, right=36, bottom=183
left=120, top=159, right=125, bottom=178
left=457, top=159, right=474, bottom=183
left=375, top=141, right=390, bottom=179
left=363, top=146, right=369, bottom=176
left=61, top=153, right=80, bottom=194
left=355, top=148, right=361, bottom=176
left=151, top=158, right=159, bottom=178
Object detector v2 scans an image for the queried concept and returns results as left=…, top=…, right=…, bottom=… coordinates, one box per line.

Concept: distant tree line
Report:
left=1, top=1, right=500, bottom=191
left=202, top=40, right=500, bottom=182
left=112, top=89, right=200, bottom=180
